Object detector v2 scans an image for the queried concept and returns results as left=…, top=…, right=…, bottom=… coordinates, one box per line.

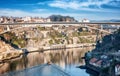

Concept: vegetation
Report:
left=78, top=37, right=94, bottom=43
left=93, top=29, right=120, bottom=52
left=49, top=40, right=54, bottom=45
left=1, top=32, right=27, bottom=48
left=37, top=26, right=46, bottom=31
left=72, top=31, right=93, bottom=37
left=12, top=38, right=27, bottom=48
left=0, top=25, right=98, bottom=48
left=48, top=30, right=63, bottom=38
left=79, top=32, right=92, bottom=36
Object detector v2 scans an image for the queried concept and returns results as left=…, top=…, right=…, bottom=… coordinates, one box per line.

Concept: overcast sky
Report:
left=0, top=0, right=120, bottom=20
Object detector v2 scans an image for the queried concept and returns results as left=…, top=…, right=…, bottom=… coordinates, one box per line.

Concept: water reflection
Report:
left=0, top=47, right=94, bottom=76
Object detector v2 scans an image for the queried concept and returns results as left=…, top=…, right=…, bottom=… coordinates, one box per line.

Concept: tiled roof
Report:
left=90, top=58, right=98, bottom=63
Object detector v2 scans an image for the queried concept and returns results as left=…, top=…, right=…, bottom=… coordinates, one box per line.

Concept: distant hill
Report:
left=48, top=15, right=77, bottom=22
left=109, top=19, right=120, bottom=22
left=91, top=19, right=120, bottom=22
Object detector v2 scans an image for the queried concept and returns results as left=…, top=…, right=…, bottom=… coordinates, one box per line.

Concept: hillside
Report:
left=48, top=15, right=76, bottom=22
left=93, top=28, right=120, bottom=53
left=0, top=26, right=97, bottom=49
left=0, top=40, right=12, bottom=53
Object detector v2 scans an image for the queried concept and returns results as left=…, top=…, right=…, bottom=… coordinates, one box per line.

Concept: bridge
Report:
left=0, top=22, right=120, bottom=35
left=0, top=22, right=120, bottom=25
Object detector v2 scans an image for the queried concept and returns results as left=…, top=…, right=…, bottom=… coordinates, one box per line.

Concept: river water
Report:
left=0, top=47, right=95, bottom=76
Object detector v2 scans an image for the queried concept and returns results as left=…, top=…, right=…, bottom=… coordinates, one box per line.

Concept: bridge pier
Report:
left=6, top=25, right=10, bottom=31
left=100, top=24, right=103, bottom=30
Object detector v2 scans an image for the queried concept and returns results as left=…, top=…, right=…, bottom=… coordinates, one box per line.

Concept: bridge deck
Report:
left=1, top=64, right=71, bottom=76
left=0, top=22, right=120, bottom=25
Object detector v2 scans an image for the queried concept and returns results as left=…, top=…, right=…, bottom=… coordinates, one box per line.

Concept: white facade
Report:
left=0, top=17, right=3, bottom=23
left=46, top=18, right=51, bottom=22
left=82, top=19, right=90, bottom=22
left=22, top=17, right=31, bottom=22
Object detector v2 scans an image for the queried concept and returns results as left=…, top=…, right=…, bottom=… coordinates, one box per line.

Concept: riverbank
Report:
left=0, top=40, right=23, bottom=63
left=26, top=43, right=96, bottom=51
left=0, top=43, right=95, bottom=64
left=0, top=50, right=23, bottom=63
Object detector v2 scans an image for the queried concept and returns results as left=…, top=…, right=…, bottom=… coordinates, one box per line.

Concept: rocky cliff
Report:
left=0, top=40, right=12, bottom=53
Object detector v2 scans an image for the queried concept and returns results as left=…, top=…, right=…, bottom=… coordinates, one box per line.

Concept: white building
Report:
left=22, top=16, right=31, bottom=22
left=82, top=19, right=90, bottom=22
left=46, top=18, right=51, bottom=22
left=0, top=17, right=3, bottom=23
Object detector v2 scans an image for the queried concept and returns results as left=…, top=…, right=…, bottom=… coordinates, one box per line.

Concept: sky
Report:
left=0, top=0, right=120, bottom=20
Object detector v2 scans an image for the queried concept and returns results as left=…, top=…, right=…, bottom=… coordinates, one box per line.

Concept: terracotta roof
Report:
left=90, top=58, right=98, bottom=63
left=96, top=60, right=102, bottom=66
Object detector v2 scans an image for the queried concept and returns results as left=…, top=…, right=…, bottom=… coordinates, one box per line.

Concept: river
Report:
left=0, top=47, right=95, bottom=76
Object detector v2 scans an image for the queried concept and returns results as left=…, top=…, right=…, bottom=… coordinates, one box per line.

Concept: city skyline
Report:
left=0, top=0, right=120, bottom=20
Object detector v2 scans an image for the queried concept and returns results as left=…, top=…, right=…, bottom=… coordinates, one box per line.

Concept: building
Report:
left=22, top=16, right=31, bottom=22
left=0, top=17, right=3, bottom=23
left=82, top=19, right=90, bottom=22
left=46, top=18, right=51, bottom=22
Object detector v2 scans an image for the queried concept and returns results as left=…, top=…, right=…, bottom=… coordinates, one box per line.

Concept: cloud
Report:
left=0, top=9, right=49, bottom=17
left=48, top=0, right=119, bottom=11
left=0, top=6, right=120, bottom=20
left=0, top=8, right=94, bottom=19
left=108, top=0, right=120, bottom=7
left=0, top=8, right=84, bottom=17
left=37, top=2, right=46, bottom=5
left=49, top=0, right=108, bottom=9
left=33, top=9, right=47, bottom=12
left=49, top=1, right=80, bottom=9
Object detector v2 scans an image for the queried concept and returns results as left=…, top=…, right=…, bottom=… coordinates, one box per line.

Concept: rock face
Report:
left=1, top=26, right=97, bottom=50
left=0, top=40, right=23, bottom=74
left=0, top=40, right=22, bottom=61
left=0, top=40, right=12, bottom=53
